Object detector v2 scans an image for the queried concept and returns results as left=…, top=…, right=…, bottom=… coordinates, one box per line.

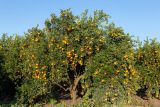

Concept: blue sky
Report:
left=0, top=0, right=160, bottom=41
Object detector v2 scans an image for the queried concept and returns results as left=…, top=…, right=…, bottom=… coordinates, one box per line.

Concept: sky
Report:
left=0, top=0, right=160, bottom=41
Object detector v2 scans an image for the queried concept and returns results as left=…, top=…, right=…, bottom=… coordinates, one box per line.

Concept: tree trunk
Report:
left=70, top=88, right=77, bottom=104
left=70, top=75, right=83, bottom=105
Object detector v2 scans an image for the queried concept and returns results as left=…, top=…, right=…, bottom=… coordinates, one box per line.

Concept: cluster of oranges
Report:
left=62, top=36, right=69, bottom=45
left=32, top=64, right=47, bottom=81
left=85, top=46, right=93, bottom=55
left=138, top=50, right=160, bottom=65
left=66, top=49, right=84, bottom=69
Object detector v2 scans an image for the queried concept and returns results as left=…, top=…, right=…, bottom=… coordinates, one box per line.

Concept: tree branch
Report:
left=73, top=75, right=83, bottom=90
left=53, top=82, right=70, bottom=92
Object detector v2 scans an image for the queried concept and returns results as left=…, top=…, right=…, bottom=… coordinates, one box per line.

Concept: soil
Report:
left=128, top=95, right=160, bottom=107
left=43, top=98, right=81, bottom=107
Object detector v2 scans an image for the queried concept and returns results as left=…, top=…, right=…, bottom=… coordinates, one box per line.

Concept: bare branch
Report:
left=53, top=82, right=70, bottom=92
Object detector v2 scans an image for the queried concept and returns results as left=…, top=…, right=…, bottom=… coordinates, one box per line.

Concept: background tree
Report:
left=135, top=39, right=160, bottom=98
left=85, top=25, right=140, bottom=105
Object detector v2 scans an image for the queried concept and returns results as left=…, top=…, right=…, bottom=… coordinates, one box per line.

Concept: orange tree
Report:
left=0, top=36, right=4, bottom=100
left=0, top=34, right=27, bottom=103
left=16, top=27, right=50, bottom=104
left=135, top=39, right=160, bottom=99
left=1, top=34, right=25, bottom=86
left=0, top=35, right=14, bottom=101
left=85, top=24, right=140, bottom=105
left=1, top=28, right=50, bottom=104
left=44, top=9, right=108, bottom=103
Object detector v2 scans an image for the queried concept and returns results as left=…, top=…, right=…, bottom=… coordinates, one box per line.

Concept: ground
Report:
left=43, top=95, right=160, bottom=107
